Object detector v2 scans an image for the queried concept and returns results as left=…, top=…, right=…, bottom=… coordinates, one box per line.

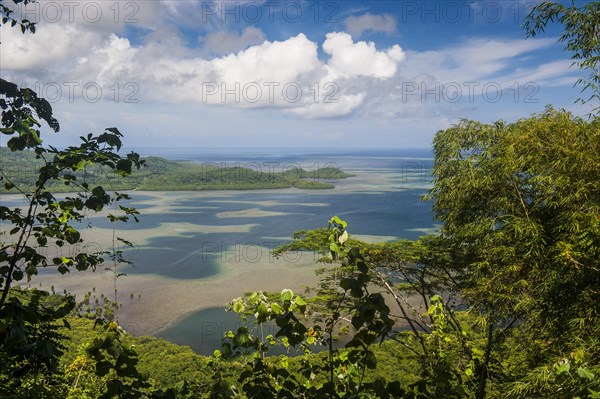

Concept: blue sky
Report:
left=1, top=0, right=592, bottom=149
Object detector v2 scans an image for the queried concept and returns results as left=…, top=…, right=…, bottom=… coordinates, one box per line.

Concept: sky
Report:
left=0, top=0, right=593, bottom=150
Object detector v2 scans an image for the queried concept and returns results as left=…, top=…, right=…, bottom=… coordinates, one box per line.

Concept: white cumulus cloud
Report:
left=2, top=17, right=406, bottom=118
left=211, top=33, right=320, bottom=86
left=322, top=32, right=405, bottom=79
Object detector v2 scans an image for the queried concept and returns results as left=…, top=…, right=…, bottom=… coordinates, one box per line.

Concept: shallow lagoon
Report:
left=2, top=149, right=438, bottom=354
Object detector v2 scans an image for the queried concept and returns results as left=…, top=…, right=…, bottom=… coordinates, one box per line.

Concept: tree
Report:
left=525, top=1, right=600, bottom=113
left=428, top=106, right=600, bottom=398
left=272, top=220, right=490, bottom=398
left=214, top=217, right=404, bottom=399
left=0, top=1, right=148, bottom=397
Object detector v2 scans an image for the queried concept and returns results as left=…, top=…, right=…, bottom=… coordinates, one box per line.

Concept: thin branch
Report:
left=373, top=269, right=428, bottom=356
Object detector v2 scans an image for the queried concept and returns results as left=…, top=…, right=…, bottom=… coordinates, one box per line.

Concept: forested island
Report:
left=0, top=147, right=355, bottom=192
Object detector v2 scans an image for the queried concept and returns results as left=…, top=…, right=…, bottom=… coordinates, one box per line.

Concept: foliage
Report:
left=428, top=107, right=600, bottom=398
left=0, top=76, right=144, bottom=397
left=0, top=3, right=150, bottom=397
left=208, top=218, right=406, bottom=398
left=213, top=216, right=501, bottom=398
left=272, top=219, right=500, bottom=398
left=0, top=0, right=36, bottom=33
left=525, top=1, right=600, bottom=113
left=270, top=109, right=600, bottom=399
left=81, top=319, right=154, bottom=398
left=0, top=288, right=74, bottom=398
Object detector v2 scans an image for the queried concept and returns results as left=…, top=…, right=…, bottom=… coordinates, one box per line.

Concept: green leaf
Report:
left=555, top=361, right=571, bottom=374
left=588, top=388, right=600, bottom=399
left=97, top=131, right=122, bottom=150
left=271, top=302, right=282, bottom=315
left=257, top=303, right=269, bottom=319
left=75, top=159, right=88, bottom=170
left=280, top=357, right=289, bottom=369
left=37, top=235, right=47, bottom=246
left=294, top=296, right=306, bottom=307
left=64, top=227, right=81, bottom=244
left=232, top=301, right=244, bottom=313
left=294, top=296, right=307, bottom=312
left=116, top=159, right=132, bottom=175
left=330, top=215, right=348, bottom=228
left=578, top=366, right=595, bottom=381
left=280, top=289, right=293, bottom=302
left=12, top=270, right=24, bottom=281
left=96, top=361, right=112, bottom=376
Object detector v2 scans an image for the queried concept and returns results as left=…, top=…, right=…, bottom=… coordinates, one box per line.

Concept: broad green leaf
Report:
left=280, top=357, right=289, bottom=369
left=281, top=289, right=293, bottom=302
left=271, top=302, right=282, bottom=315
left=578, top=366, right=595, bottom=381
left=257, top=302, right=269, bottom=319
left=75, top=159, right=88, bottom=170
left=294, top=296, right=306, bottom=307
left=12, top=270, right=23, bottom=281
left=232, top=301, right=244, bottom=313
left=330, top=215, right=348, bottom=228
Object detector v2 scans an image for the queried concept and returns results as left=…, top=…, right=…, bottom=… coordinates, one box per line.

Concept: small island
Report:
left=0, top=148, right=355, bottom=192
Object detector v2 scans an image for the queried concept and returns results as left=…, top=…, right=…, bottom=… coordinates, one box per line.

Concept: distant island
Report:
left=0, top=148, right=355, bottom=192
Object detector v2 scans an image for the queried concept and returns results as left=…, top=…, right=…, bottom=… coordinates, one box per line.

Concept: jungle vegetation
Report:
left=1, top=1, right=599, bottom=398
